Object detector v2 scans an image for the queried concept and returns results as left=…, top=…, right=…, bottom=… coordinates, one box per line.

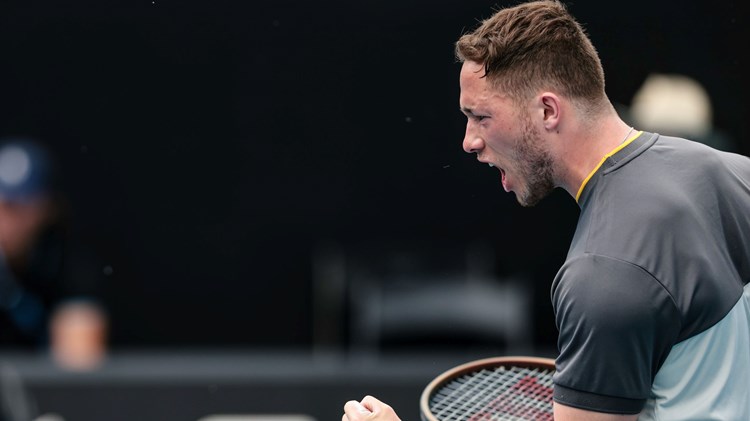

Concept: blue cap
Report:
left=0, top=138, right=55, bottom=202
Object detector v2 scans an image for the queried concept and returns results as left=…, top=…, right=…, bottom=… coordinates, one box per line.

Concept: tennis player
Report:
left=343, top=0, right=750, bottom=420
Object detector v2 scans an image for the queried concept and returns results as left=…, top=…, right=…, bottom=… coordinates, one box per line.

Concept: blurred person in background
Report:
left=0, top=137, right=108, bottom=371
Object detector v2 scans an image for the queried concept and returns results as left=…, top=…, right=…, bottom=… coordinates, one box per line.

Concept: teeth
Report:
left=488, top=163, right=495, bottom=167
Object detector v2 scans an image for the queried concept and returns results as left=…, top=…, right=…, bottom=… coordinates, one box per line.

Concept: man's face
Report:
left=459, top=61, right=555, bottom=207
left=0, top=197, right=52, bottom=264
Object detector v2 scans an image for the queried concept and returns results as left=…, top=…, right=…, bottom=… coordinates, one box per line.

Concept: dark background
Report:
left=0, top=0, right=747, bottom=353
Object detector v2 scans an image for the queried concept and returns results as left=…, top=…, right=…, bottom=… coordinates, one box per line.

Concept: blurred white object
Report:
left=630, top=73, right=712, bottom=139
left=0, top=146, right=32, bottom=188
left=629, top=73, right=739, bottom=152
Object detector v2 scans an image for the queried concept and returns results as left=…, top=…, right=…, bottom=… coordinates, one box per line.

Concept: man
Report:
left=0, top=137, right=108, bottom=370
left=343, top=1, right=750, bottom=420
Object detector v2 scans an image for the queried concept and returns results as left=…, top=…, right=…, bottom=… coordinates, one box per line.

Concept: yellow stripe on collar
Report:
left=575, top=131, right=643, bottom=202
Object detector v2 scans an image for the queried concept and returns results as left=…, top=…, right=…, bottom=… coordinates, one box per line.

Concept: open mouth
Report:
left=500, top=168, right=509, bottom=192
left=480, top=161, right=509, bottom=192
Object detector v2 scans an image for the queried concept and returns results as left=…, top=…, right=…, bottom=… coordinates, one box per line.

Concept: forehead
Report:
left=459, top=61, right=487, bottom=95
left=459, top=61, right=512, bottom=109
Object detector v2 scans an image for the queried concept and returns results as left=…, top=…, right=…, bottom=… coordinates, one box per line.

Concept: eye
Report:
left=475, top=115, right=488, bottom=122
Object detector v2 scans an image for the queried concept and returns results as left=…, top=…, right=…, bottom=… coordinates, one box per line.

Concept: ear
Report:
left=537, top=92, right=561, bottom=132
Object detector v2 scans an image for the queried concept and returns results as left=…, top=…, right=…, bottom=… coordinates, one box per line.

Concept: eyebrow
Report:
left=460, top=107, right=475, bottom=115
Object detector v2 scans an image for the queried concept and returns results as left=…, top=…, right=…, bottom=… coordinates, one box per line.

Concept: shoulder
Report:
left=552, top=254, right=682, bottom=411
left=552, top=254, right=682, bottom=367
left=552, top=253, right=677, bottom=321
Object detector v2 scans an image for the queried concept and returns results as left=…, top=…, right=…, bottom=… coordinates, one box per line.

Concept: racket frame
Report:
left=420, top=356, right=556, bottom=421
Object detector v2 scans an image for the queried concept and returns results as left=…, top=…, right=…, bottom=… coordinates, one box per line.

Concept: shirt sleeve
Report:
left=551, top=253, right=681, bottom=414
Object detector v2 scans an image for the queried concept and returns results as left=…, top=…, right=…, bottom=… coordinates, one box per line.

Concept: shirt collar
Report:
left=575, top=131, right=652, bottom=206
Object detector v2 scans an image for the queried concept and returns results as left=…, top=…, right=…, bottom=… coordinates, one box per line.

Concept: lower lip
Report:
left=501, top=169, right=510, bottom=192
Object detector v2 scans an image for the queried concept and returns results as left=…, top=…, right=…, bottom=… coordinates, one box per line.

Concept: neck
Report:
left=553, top=116, right=634, bottom=198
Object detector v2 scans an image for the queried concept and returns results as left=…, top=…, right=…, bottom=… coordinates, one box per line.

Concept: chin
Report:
left=516, top=186, right=551, bottom=208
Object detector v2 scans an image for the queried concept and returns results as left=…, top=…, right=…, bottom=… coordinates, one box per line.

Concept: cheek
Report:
left=484, top=133, right=515, bottom=157
left=483, top=119, right=516, bottom=148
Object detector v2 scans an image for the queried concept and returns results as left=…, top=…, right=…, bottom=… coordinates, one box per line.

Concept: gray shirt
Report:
left=551, top=132, right=750, bottom=416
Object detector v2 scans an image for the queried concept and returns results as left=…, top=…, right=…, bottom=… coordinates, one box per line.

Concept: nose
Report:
left=463, top=124, right=484, bottom=154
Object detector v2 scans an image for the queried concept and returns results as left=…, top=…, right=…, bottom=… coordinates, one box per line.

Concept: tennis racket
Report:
left=420, top=356, right=556, bottom=421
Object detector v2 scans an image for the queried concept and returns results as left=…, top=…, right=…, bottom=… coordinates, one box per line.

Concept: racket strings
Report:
left=429, top=365, right=554, bottom=421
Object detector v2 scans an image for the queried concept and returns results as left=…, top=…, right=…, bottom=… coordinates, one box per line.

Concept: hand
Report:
left=51, top=301, right=108, bottom=371
left=343, top=396, right=401, bottom=421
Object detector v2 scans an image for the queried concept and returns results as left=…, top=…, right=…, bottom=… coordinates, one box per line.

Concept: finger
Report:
left=344, top=399, right=372, bottom=420
left=360, top=395, right=379, bottom=412
left=360, top=396, right=401, bottom=421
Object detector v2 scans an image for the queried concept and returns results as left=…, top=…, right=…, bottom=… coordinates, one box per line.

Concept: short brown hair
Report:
left=456, top=0, right=607, bottom=109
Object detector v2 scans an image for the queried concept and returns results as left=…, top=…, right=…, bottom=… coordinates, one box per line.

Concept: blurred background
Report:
left=0, top=0, right=747, bottom=420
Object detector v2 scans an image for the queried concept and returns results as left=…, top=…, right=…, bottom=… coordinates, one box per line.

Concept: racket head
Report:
left=420, top=356, right=556, bottom=421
